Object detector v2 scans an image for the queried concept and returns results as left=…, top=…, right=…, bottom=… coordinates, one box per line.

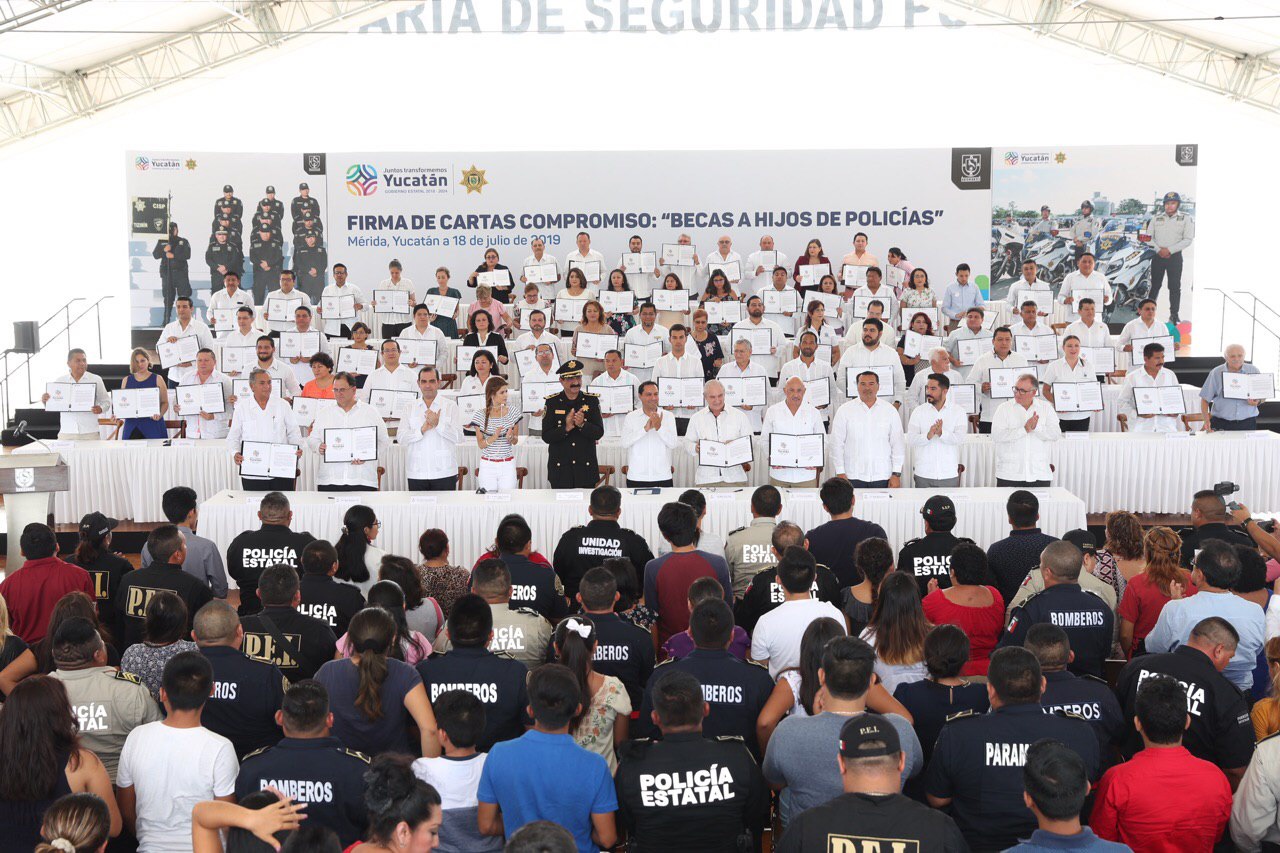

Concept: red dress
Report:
left=922, top=585, right=1006, bottom=676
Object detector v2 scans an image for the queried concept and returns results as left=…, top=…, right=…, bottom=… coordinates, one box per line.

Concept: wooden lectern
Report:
left=0, top=453, right=69, bottom=573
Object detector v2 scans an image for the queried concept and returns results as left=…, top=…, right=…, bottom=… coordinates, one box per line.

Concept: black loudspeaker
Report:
left=12, top=321, right=39, bottom=354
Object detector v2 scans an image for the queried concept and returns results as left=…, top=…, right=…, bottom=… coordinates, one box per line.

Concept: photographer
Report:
left=1179, top=488, right=1255, bottom=568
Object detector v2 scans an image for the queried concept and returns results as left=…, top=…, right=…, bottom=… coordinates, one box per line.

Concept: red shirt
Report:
left=1090, top=745, right=1231, bottom=852
left=0, top=556, right=95, bottom=643
left=922, top=586, right=1005, bottom=675
left=643, top=552, right=733, bottom=647
left=1117, top=571, right=1197, bottom=655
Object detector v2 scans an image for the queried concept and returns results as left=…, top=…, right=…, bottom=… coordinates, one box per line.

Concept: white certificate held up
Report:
left=521, top=381, right=562, bottom=414
left=1134, top=334, right=1177, bottom=362
left=514, top=346, right=561, bottom=377
left=903, top=331, right=943, bottom=360
left=1223, top=372, right=1275, bottom=401
left=845, top=366, right=895, bottom=398
left=707, top=260, right=742, bottom=282
left=45, top=382, right=95, bottom=413
left=769, top=433, right=824, bottom=469
left=731, top=327, right=773, bottom=354
left=658, top=376, right=704, bottom=409
left=1134, top=385, right=1186, bottom=416
left=111, top=387, right=160, bottom=419
left=1071, top=289, right=1105, bottom=315
left=1015, top=334, right=1058, bottom=362
left=797, top=263, right=832, bottom=287
left=652, top=290, right=691, bottom=313
left=804, top=291, right=841, bottom=316
left=231, top=378, right=282, bottom=402
left=397, top=338, right=438, bottom=367
left=158, top=336, right=199, bottom=368
left=624, top=341, right=662, bottom=369
left=369, top=389, right=418, bottom=420
left=567, top=259, right=602, bottom=282
left=211, top=309, right=236, bottom=332
left=575, top=332, right=619, bottom=361
left=554, top=297, right=587, bottom=323
left=1081, top=347, right=1116, bottom=375
left=457, top=345, right=498, bottom=372
left=336, top=347, right=378, bottom=375
left=803, top=378, right=831, bottom=408
left=1052, top=382, right=1104, bottom=413
left=374, top=289, right=411, bottom=315
left=321, top=294, right=356, bottom=320
left=989, top=366, right=1040, bottom=399
left=957, top=337, right=995, bottom=364
left=177, top=383, right=226, bottom=415
left=423, top=293, right=459, bottom=318
left=594, top=385, right=635, bottom=415
left=240, top=441, right=298, bottom=478
left=220, top=346, right=255, bottom=375
left=722, top=376, right=768, bottom=408
left=524, top=263, right=559, bottom=285
left=456, top=393, right=485, bottom=424
left=477, top=270, right=510, bottom=290
left=323, top=425, right=378, bottom=463
left=280, top=331, right=322, bottom=360
left=292, top=396, right=337, bottom=428
left=661, top=243, right=696, bottom=266
left=623, top=252, right=657, bottom=274
left=704, top=301, right=744, bottom=325
left=852, top=294, right=895, bottom=320
left=841, top=265, right=869, bottom=287
left=763, top=289, right=799, bottom=314
left=949, top=384, right=979, bottom=415
left=1019, top=290, right=1054, bottom=315
left=699, top=435, right=753, bottom=468
left=599, top=290, right=635, bottom=315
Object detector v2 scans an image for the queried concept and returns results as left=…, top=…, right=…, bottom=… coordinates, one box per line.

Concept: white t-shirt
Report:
left=117, top=722, right=238, bottom=853
left=750, top=598, right=846, bottom=678
left=413, top=753, right=488, bottom=811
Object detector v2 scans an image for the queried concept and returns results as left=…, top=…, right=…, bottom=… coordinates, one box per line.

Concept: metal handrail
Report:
left=0, top=295, right=115, bottom=425
left=1204, top=288, right=1280, bottom=366
left=1233, top=291, right=1280, bottom=329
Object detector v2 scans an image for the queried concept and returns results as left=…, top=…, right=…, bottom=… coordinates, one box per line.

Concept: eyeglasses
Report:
left=1014, top=387, right=1035, bottom=395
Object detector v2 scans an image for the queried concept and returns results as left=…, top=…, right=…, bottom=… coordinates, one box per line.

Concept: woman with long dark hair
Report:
left=416, top=530, right=469, bottom=620
left=842, top=538, right=895, bottom=636
left=379, top=556, right=443, bottom=643
left=896, top=311, right=937, bottom=385
left=462, top=308, right=509, bottom=366
left=792, top=238, right=832, bottom=290
left=570, top=299, right=613, bottom=380
left=315, top=608, right=439, bottom=758
left=555, top=267, right=597, bottom=336
left=654, top=272, right=689, bottom=330
left=861, top=572, right=931, bottom=693
left=0, top=592, right=118, bottom=696
left=470, top=376, right=520, bottom=492
left=466, top=247, right=517, bottom=303
left=0, top=677, right=121, bottom=852
left=602, top=269, right=637, bottom=335
left=348, top=754, right=442, bottom=853
left=1117, top=526, right=1195, bottom=658
left=120, top=591, right=198, bottom=702
left=900, top=267, right=935, bottom=309
left=793, top=298, right=841, bottom=365
left=337, top=580, right=431, bottom=665
left=335, top=505, right=385, bottom=597
left=700, top=269, right=740, bottom=336
left=554, top=616, right=630, bottom=773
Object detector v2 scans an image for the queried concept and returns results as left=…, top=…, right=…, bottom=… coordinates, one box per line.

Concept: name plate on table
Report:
left=329, top=495, right=360, bottom=505
left=411, top=495, right=438, bottom=505
left=556, top=492, right=586, bottom=502
left=484, top=493, right=513, bottom=502
left=859, top=491, right=892, bottom=501
left=170, top=438, right=195, bottom=447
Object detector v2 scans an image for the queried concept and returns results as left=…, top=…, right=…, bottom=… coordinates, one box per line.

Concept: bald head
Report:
left=1192, top=491, right=1228, bottom=523
left=193, top=600, right=242, bottom=646
left=1041, top=540, right=1083, bottom=582
left=1188, top=616, right=1239, bottom=654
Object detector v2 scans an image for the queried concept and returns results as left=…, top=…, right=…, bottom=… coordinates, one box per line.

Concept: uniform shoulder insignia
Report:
left=1080, top=674, right=1108, bottom=685
left=1259, top=730, right=1280, bottom=747
left=903, top=536, right=923, bottom=548
left=745, top=658, right=770, bottom=672
left=513, top=606, right=543, bottom=618
left=728, top=524, right=748, bottom=536
left=654, top=658, right=675, bottom=668
left=544, top=391, right=559, bottom=399
left=491, top=648, right=518, bottom=662
left=816, top=562, right=834, bottom=574
left=1050, top=708, right=1087, bottom=722
left=583, top=390, right=599, bottom=397
left=945, top=709, right=978, bottom=723
left=714, top=734, right=746, bottom=743
left=343, top=748, right=372, bottom=763
left=113, top=670, right=142, bottom=685
left=242, top=746, right=272, bottom=761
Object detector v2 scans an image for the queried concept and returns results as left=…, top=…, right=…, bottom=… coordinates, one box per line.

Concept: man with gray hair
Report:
left=194, top=600, right=285, bottom=758
left=685, top=379, right=752, bottom=486
left=226, top=365, right=304, bottom=491
left=906, top=346, right=962, bottom=408
left=992, top=373, right=1061, bottom=486
left=1200, top=343, right=1266, bottom=431
left=998, top=539, right=1113, bottom=678
left=760, top=377, right=825, bottom=488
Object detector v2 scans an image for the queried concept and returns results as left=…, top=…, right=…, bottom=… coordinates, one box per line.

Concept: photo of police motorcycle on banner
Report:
left=990, top=144, right=1197, bottom=343
left=127, top=151, right=328, bottom=329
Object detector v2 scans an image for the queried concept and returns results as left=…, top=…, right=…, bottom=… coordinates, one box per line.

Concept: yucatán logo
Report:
left=1176, top=144, right=1198, bottom=166
left=951, top=147, right=991, bottom=190
left=346, top=164, right=379, bottom=196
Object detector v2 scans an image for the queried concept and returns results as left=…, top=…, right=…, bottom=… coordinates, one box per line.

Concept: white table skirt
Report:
left=199, top=486, right=1088, bottom=585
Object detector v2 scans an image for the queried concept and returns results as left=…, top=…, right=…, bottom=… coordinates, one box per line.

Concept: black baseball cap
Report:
left=79, top=511, right=119, bottom=538
left=921, top=495, right=957, bottom=527
left=1062, top=528, right=1096, bottom=555
left=222, top=184, right=233, bottom=193
left=839, top=713, right=901, bottom=758
left=299, top=182, right=309, bottom=190
left=265, top=185, right=275, bottom=194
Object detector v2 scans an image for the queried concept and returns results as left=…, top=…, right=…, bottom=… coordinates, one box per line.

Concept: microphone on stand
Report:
left=13, top=419, right=56, bottom=455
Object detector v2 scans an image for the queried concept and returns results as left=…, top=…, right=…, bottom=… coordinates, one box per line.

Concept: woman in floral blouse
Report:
left=120, top=591, right=197, bottom=702
left=554, top=616, right=630, bottom=773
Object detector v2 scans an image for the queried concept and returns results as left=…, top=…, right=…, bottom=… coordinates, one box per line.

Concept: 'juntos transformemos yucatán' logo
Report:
left=346, top=164, right=378, bottom=196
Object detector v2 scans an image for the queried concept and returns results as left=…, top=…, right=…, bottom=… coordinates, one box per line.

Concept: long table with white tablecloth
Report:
left=22, top=430, right=1278, bottom=522
left=199, top=487, right=1088, bottom=583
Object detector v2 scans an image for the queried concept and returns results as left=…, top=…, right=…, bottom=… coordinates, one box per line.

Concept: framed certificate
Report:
left=707, top=259, right=742, bottom=282
left=769, top=433, right=824, bottom=469
left=45, top=382, right=95, bottom=413
left=704, top=301, right=744, bottom=325
left=956, top=337, right=994, bottom=363
left=1071, top=289, right=1105, bottom=315
left=396, top=338, right=438, bottom=366
left=599, top=290, right=635, bottom=314
left=336, top=347, right=378, bottom=375
left=658, top=376, right=704, bottom=409
left=514, top=345, right=561, bottom=376
left=730, top=327, right=772, bottom=354
left=593, top=384, right=635, bottom=415
left=240, top=441, right=298, bottom=478
left=901, top=307, right=941, bottom=332
left=1051, top=381, right=1104, bottom=413
left=177, top=382, right=225, bottom=415
left=1223, top=372, right=1275, bottom=401
left=524, top=263, right=559, bottom=284
left=624, top=341, right=662, bottom=369
left=1133, top=385, right=1186, bottom=416
left=554, top=297, right=587, bottom=323
left=803, top=378, right=831, bottom=408
left=797, top=263, right=832, bottom=287
left=652, top=290, right=691, bottom=313
left=721, top=376, right=768, bottom=408
left=567, top=259, right=602, bottom=282
left=763, top=289, right=799, bottom=314
left=852, top=294, right=895, bottom=321
left=520, top=381, right=562, bottom=414
left=622, top=252, right=657, bottom=274
left=841, top=265, right=869, bottom=287
left=456, top=393, right=485, bottom=424
left=280, top=331, right=322, bottom=359
left=231, top=378, right=282, bottom=401
left=211, top=309, right=236, bottom=331
left=803, top=291, right=841, bottom=315
left=323, top=425, right=378, bottom=463
left=885, top=266, right=906, bottom=290
left=756, top=250, right=779, bottom=269
left=1134, top=334, right=1177, bottom=362
left=902, top=331, right=943, bottom=359
left=949, top=384, right=978, bottom=415
left=158, top=336, right=199, bottom=368
left=424, top=293, right=459, bottom=317
left=266, top=295, right=301, bottom=324
left=477, top=270, right=509, bottom=290
left=321, top=294, right=356, bottom=320
left=698, top=436, right=753, bottom=468
left=111, top=387, right=160, bottom=419
left=1081, top=347, right=1116, bottom=375
left=369, top=389, right=418, bottom=420
left=456, top=345, right=498, bottom=372
left=989, top=366, right=1040, bottom=399
left=1014, top=334, right=1058, bottom=362
left=292, top=396, right=337, bottom=428
left=661, top=243, right=696, bottom=266
left=374, top=289, right=411, bottom=315
left=845, top=366, right=895, bottom=398
left=575, top=332, right=619, bottom=361
left=219, top=346, right=255, bottom=375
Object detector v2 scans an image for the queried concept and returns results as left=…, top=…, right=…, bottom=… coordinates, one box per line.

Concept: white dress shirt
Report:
left=511, top=331, right=560, bottom=383
left=944, top=325, right=991, bottom=367
left=399, top=395, right=462, bottom=480
left=778, top=357, right=837, bottom=419
left=829, top=397, right=905, bottom=482
left=716, top=360, right=770, bottom=433
left=227, top=395, right=304, bottom=480
left=1009, top=319, right=1057, bottom=363
left=363, top=364, right=418, bottom=402
left=372, top=277, right=416, bottom=326
left=564, top=249, right=607, bottom=285
left=653, top=349, right=704, bottom=419
left=1118, top=317, right=1169, bottom=368
left=1119, top=366, right=1182, bottom=433
left=396, top=323, right=449, bottom=369
left=966, top=350, right=1030, bottom=422
left=906, top=400, right=967, bottom=481
left=220, top=329, right=262, bottom=358
left=252, top=359, right=302, bottom=400
left=684, top=405, right=753, bottom=485
left=730, top=317, right=785, bottom=377
left=836, top=343, right=907, bottom=400
left=1006, top=278, right=1052, bottom=316
left=51, top=371, right=110, bottom=436
left=1063, top=318, right=1112, bottom=348
left=621, top=323, right=669, bottom=382
left=1059, top=269, right=1113, bottom=305
left=176, top=370, right=234, bottom=439
left=589, top=369, right=640, bottom=439
left=620, top=408, right=679, bottom=482
left=156, top=319, right=215, bottom=384
left=521, top=253, right=561, bottom=300
left=760, top=400, right=826, bottom=484
left=207, top=288, right=256, bottom=335
left=319, top=283, right=367, bottom=335
left=1040, top=357, right=1095, bottom=423
left=262, top=288, right=311, bottom=333
left=745, top=250, right=789, bottom=296
left=992, top=397, right=1062, bottom=482
left=307, top=400, right=390, bottom=488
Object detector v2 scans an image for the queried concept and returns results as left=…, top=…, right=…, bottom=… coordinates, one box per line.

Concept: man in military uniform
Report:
left=49, top=616, right=160, bottom=782
left=294, top=231, right=329, bottom=303
left=925, top=646, right=1101, bottom=852
left=292, top=181, right=320, bottom=223
left=239, top=565, right=337, bottom=682
left=724, top=485, right=782, bottom=600
left=1145, top=190, right=1195, bottom=323
left=193, top=600, right=285, bottom=759
left=998, top=540, right=1113, bottom=678
left=211, top=211, right=242, bottom=252
left=1070, top=199, right=1100, bottom=260
left=552, top=485, right=653, bottom=601
left=899, top=494, right=967, bottom=598
left=294, top=212, right=324, bottom=241
left=251, top=201, right=283, bottom=245
left=616, top=669, right=767, bottom=851
left=235, top=680, right=370, bottom=847
left=1027, top=205, right=1056, bottom=241
left=542, top=360, right=604, bottom=488
left=434, top=558, right=551, bottom=669
left=152, top=221, right=191, bottom=325
left=205, top=228, right=243, bottom=295
left=571, top=567, right=654, bottom=709
left=636, top=599, right=774, bottom=759
left=249, top=223, right=284, bottom=304
left=1025, top=624, right=1124, bottom=756
left=416, top=594, right=530, bottom=751
left=1114, top=615, right=1254, bottom=788
left=261, top=185, right=284, bottom=223
left=214, top=184, right=243, bottom=221
left=737, top=521, right=841, bottom=634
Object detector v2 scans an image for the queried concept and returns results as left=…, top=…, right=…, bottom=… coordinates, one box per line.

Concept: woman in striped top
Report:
left=471, top=376, right=520, bottom=492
